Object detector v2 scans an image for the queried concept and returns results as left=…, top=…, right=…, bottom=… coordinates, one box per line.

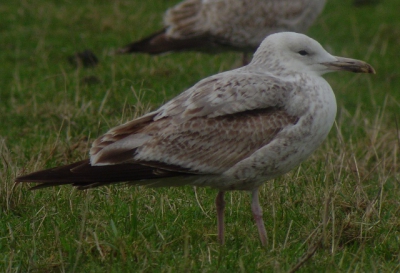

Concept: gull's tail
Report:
left=115, top=29, right=207, bottom=55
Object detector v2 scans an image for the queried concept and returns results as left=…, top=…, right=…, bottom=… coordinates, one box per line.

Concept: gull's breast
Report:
left=222, top=76, right=337, bottom=190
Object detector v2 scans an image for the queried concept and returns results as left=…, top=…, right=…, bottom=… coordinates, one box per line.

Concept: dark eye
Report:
left=298, top=50, right=309, bottom=56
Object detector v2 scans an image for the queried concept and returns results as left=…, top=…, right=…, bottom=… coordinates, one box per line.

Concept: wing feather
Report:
left=90, top=70, right=299, bottom=171
left=92, top=107, right=299, bottom=173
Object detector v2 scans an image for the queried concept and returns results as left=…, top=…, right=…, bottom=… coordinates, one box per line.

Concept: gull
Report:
left=16, top=32, right=375, bottom=246
left=116, top=0, right=327, bottom=58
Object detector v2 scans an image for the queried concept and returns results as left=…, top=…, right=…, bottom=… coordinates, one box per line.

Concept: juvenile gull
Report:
left=117, top=0, right=327, bottom=57
left=16, top=32, right=375, bottom=246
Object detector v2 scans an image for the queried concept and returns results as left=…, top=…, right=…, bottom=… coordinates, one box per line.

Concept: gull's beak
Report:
left=323, top=56, right=376, bottom=74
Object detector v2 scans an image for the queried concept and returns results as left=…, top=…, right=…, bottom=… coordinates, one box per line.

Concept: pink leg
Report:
left=242, top=52, right=250, bottom=66
left=251, top=188, right=268, bottom=247
left=215, top=191, right=225, bottom=245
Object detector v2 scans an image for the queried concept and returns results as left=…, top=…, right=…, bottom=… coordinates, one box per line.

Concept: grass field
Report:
left=1, top=0, right=400, bottom=272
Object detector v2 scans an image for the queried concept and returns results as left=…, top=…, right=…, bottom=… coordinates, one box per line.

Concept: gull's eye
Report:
left=298, top=50, right=309, bottom=56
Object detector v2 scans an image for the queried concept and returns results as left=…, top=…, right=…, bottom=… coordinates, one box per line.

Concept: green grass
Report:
left=1, top=0, right=400, bottom=272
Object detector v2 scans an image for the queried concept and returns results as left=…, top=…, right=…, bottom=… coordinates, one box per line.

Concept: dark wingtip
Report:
left=116, top=29, right=168, bottom=55
left=115, top=28, right=211, bottom=55
left=14, top=159, right=190, bottom=190
left=14, top=160, right=90, bottom=190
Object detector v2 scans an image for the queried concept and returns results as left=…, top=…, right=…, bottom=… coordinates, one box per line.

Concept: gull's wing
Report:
left=91, top=71, right=299, bottom=174
left=16, top=71, right=300, bottom=189
left=16, top=72, right=300, bottom=189
left=16, top=72, right=299, bottom=189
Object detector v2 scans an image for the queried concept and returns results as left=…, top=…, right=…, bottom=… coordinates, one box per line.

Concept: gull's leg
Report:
left=215, top=191, right=225, bottom=244
left=242, top=52, right=250, bottom=66
left=251, top=188, right=268, bottom=247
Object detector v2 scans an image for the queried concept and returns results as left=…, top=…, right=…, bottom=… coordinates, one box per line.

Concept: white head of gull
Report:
left=16, top=32, right=375, bottom=246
